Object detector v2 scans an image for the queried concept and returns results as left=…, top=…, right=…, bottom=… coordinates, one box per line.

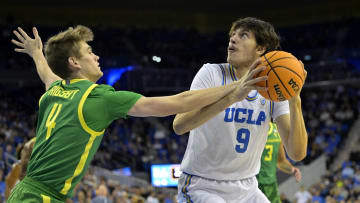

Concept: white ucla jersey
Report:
left=180, top=63, right=289, bottom=180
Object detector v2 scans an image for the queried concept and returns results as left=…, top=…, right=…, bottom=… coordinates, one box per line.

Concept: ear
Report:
left=68, top=57, right=81, bottom=69
left=256, top=46, right=266, bottom=56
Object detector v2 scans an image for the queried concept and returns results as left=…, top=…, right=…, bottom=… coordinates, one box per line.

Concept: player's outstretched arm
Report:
left=276, top=62, right=308, bottom=161
left=128, top=85, right=236, bottom=117
left=11, top=27, right=61, bottom=90
left=127, top=65, right=267, bottom=118
left=173, top=59, right=267, bottom=135
left=277, top=143, right=302, bottom=182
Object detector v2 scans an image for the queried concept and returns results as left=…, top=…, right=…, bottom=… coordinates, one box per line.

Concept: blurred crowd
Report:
left=302, top=85, right=360, bottom=166
left=93, top=117, right=188, bottom=172
left=68, top=169, right=177, bottom=203
left=281, top=159, right=360, bottom=203
left=1, top=16, right=360, bottom=73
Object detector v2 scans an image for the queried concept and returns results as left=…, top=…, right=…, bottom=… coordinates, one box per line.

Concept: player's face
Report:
left=76, top=41, right=103, bottom=82
left=227, top=28, right=261, bottom=68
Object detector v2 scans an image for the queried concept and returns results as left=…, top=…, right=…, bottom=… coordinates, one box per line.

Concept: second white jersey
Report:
left=180, top=63, right=289, bottom=180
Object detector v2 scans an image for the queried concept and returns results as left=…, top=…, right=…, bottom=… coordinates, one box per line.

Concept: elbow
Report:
left=290, top=151, right=306, bottom=162
left=173, top=121, right=187, bottom=135
left=173, top=124, right=186, bottom=135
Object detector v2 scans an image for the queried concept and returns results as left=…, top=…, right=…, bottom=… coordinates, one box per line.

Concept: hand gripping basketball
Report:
left=233, top=59, right=268, bottom=101
left=255, top=51, right=306, bottom=102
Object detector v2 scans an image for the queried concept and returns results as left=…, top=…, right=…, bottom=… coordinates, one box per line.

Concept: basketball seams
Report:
left=266, top=51, right=278, bottom=61
left=266, top=75, right=273, bottom=101
left=271, top=66, right=304, bottom=82
left=268, top=57, right=298, bottom=65
left=264, top=55, right=293, bottom=99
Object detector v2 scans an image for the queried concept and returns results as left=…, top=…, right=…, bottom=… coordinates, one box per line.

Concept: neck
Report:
left=69, top=73, right=96, bottom=83
left=232, top=65, right=250, bottom=80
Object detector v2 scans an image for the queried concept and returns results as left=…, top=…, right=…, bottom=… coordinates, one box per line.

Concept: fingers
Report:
left=33, top=27, right=41, bottom=41
left=254, top=86, right=267, bottom=91
left=11, top=39, right=24, bottom=48
left=244, top=85, right=267, bottom=92
left=245, top=76, right=268, bottom=86
left=249, top=58, right=263, bottom=71
left=13, top=30, right=25, bottom=42
left=14, top=48, right=26, bottom=53
left=299, top=60, right=308, bottom=79
left=247, top=66, right=266, bottom=80
left=294, top=168, right=302, bottom=182
left=299, top=60, right=304, bottom=68
left=17, top=27, right=31, bottom=40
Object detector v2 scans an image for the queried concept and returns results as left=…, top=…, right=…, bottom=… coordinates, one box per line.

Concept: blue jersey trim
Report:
left=181, top=174, right=194, bottom=203
left=246, top=91, right=258, bottom=101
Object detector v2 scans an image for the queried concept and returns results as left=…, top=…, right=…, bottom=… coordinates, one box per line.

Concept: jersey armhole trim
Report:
left=38, top=92, right=47, bottom=107
left=268, top=122, right=274, bottom=135
left=218, top=64, right=226, bottom=86
left=78, top=84, right=105, bottom=136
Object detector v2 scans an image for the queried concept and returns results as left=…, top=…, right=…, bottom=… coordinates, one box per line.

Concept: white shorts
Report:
left=177, top=173, right=270, bottom=203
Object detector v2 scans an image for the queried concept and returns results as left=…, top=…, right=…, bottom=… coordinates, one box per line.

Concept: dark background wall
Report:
left=1, top=0, right=359, bottom=32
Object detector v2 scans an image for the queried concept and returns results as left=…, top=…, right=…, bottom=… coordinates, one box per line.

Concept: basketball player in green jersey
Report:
left=9, top=26, right=268, bottom=202
left=257, top=122, right=302, bottom=203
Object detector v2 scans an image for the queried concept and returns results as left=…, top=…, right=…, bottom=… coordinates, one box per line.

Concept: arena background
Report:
left=0, top=0, right=360, bottom=202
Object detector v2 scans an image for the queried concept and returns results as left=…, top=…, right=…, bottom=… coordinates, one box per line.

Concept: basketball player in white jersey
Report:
left=174, top=17, right=308, bottom=203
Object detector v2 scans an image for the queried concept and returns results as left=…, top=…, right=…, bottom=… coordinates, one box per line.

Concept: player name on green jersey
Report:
left=47, top=85, right=79, bottom=100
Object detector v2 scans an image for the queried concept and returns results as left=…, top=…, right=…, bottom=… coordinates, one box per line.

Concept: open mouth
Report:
left=228, top=46, right=237, bottom=52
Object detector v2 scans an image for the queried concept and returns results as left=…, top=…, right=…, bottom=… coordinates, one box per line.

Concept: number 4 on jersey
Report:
left=46, top=103, right=62, bottom=140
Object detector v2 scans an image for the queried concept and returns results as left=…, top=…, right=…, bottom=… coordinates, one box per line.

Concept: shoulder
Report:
left=195, top=63, right=228, bottom=79
left=89, top=84, right=115, bottom=96
left=88, top=84, right=142, bottom=105
left=200, top=63, right=226, bottom=72
left=46, top=80, right=62, bottom=91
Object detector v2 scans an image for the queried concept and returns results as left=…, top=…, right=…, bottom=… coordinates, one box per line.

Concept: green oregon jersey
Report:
left=27, top=79, right=142, bottom=198
left=257, top=122, right=281, bottom=184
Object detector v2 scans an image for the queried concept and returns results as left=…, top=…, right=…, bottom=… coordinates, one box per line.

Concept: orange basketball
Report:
left=255, top=51, right=305, bottom=102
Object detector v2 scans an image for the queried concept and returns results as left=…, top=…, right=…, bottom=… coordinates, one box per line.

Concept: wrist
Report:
left=289, top=95, right=301, bottom=105
left=32, top=49, right=44, bottom=58
left=228, top=91, right=239, bottom=104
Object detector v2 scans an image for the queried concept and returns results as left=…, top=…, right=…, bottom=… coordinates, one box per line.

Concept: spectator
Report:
left=312, top=190, right=325, bottom=203
left=0, top=169, right=5, bottom=200
left=146, top=191, right=159, bottom=203
left=294, top=185, right=312, bottom=203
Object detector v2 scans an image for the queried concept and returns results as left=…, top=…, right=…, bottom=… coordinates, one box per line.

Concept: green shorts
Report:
left=7, top=176, right=67, bottom=203
left=258, top=181, right=281, bottom=203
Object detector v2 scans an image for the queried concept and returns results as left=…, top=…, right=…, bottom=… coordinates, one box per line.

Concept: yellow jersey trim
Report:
left=268, top=122, right=274, bottom=135
left=229, top=65, right=236, bottom=82
left=266, top=139, right=282, bottom=143
left=38, top=93, right=47, bottom=107
left=60, top=134, right=97, bottom=195
left=60, top=84, right=104, bottom=195
left=78, top=84, right=104, bottom=136
left=41, top=194, right=51, bottom=203
left=61, top=79, right=87, bottom=86
left=246, top=91, right=258, bottom=101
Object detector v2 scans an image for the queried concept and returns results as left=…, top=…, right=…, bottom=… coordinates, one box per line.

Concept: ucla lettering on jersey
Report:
left=224, top=108, right=266, bottom=125
left=180, top=63, right=290, bottom=180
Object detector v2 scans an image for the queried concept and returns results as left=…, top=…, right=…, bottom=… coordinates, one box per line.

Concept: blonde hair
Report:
left=44, top=25, right=94, bottom=79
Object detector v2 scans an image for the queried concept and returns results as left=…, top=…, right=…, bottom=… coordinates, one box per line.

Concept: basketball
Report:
left=255, top=51, right=305, bottom=102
